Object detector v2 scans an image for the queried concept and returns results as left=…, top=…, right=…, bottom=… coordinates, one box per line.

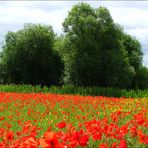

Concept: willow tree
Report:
left=62, top=3, right=135, bottom=88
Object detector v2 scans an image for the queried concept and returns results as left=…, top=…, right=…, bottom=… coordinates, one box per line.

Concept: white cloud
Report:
left=110, top=8, right=148, bottom=29
left=143, top=53, right=148, bottom=67
left=126, top=28, right=148, bottom=46
left=0, top=2, right=69, bottom=34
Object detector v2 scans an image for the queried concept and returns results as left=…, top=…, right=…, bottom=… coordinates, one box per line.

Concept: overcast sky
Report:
left=0, top=1, right=148, bottom=67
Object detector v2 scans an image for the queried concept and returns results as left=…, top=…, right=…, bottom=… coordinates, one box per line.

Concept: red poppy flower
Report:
left=21, top=137, right=38, bottom=148
left=6, top=131, right=14, bottom=141
left=99, top=143, right=108, bottom=148
left=44, top=131, right=58, bottom=145
left=92, top=133, right=102, bottom=140
left=39, top=138, right=52, bottom=148
left=111, top=142, right=118, bottom=148
left=79, top=134, right=89, bottom=146
left=56, top=121, right=66, bottom=129
left=118, top=140, right=127, bottom=148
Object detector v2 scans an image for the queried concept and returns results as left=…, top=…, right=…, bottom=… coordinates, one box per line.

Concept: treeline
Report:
left=0, top=3, right=148, bottom=89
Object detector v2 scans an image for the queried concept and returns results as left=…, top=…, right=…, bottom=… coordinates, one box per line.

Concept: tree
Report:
left=0, top=53, right=7, bottom=84
left=62, top=3, right=135, bottom=88
left=122, top=33, right=144, bottom=88
left=1, top=24, right=64, bottom=86
left=132, top=66, right=148, bottom=89
left=63, top=3, right=101, bottom=86
left=122, top=33, right=143, bottom=71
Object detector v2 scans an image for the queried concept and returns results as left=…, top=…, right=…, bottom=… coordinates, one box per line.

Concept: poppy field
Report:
left=0, top=92, right=148, bottom=148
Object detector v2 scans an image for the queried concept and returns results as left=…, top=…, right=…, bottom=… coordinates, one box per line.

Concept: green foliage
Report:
left=0, top=63, right=4, bottom=83
left=0, top=53, right=7, bottom=84
left=1, top=24, right=64, bottom=86
left=122, top=33, right=143, bottom=71
left=0, top=84, right=148, bottom=98
left=62, top=3, right=136, bottom=88
left=132, top=66, right=148, bottom=89
left=121, top=33, right=145, bottom=89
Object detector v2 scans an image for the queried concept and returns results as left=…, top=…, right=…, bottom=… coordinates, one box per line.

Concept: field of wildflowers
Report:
left=0, top=92, right=148, bottom=147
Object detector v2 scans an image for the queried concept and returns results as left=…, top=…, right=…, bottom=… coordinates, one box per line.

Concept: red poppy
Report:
left=6, top=131, right=14, bottom=141
left=39, top=138, right=52, bottom=148
left=56, top=121, right=66, bottom=129
left=44, top=131, right=60, bottom=147
left=79, top=134, right=89, bottom=146
left=99, top=143, right=108, bottom=148
left=111, top=142, right=118, bottom=148
left=21, top=137, right=38, bottom=148
left=118, top=140, right=127, bottom=148
left=92, top=133, right=102, bottom=140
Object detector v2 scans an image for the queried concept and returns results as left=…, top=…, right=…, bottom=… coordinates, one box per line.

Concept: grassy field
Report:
left=0, top=91, right=148, bottom=147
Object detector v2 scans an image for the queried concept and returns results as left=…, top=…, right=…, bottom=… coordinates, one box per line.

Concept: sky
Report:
left=0, top=1, right=148, bottom=67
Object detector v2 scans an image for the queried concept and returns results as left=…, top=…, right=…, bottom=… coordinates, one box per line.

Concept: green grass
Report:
left=0, top=84, right=148, bottom=98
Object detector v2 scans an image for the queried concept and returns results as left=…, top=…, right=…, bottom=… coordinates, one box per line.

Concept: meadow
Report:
left=0, top=91, right=147, bottom=147
left=0, top=2, right=148, bottom=148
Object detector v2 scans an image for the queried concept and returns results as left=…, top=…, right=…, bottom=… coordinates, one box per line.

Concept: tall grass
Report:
left=0, top=84, right=148, bottom=98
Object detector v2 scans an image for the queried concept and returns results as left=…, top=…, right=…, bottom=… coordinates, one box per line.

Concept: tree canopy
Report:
left=62, top=3, right=137, bottom=88
left=1, top=24, right=64, bottom=86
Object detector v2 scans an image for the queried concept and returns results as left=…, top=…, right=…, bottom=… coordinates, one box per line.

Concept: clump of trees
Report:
left=0, top=2, right=148, bottom=89
left=0, top=24, right=64, bottom=86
